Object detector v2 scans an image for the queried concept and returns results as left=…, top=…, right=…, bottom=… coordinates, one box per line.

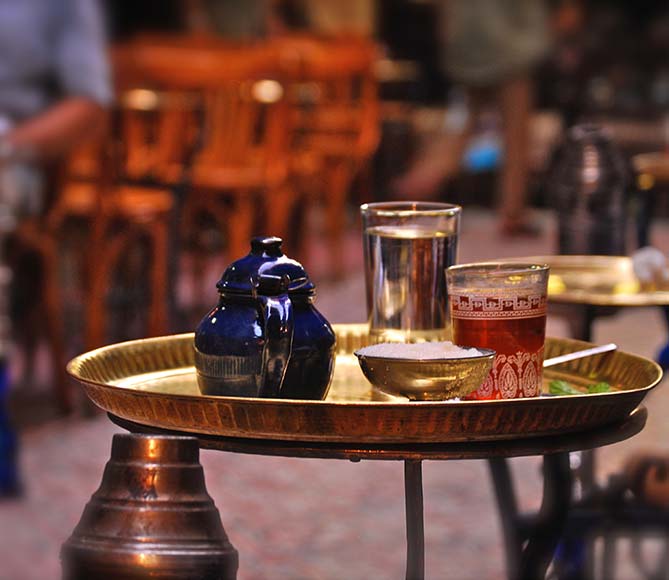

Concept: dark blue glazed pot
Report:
left=194, top=237, right=336, bottom=399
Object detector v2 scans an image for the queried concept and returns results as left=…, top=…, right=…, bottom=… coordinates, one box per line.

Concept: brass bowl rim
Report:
left=353, top=346, right=496, bottom=364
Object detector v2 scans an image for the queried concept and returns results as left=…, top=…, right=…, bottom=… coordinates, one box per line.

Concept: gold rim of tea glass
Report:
left=360, top=201, right=462, bottom=218
left=447, top=261, right=550, bottom=277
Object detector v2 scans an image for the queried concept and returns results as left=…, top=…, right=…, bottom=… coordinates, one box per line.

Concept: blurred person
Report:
left=0, top=0, right=110, bottom=170
left=0, top=0, right=111, bottom=496
left=394, top=0, right=551, bottom=237
left=183, top=0, right=301, bottom=39
left=184, top=0, right=275, bottom=39
left=1, top=0, right=110, bottom=363
left=299, top=0, right=376, bottom=36
left=186, top=0, right=376, bottom=39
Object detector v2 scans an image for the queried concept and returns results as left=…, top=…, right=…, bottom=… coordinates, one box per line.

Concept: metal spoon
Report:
left=543, top=343, right=618, bottom=368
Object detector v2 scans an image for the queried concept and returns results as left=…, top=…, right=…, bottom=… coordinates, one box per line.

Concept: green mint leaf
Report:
left=549, top=380, right=582, bottom=395
left=587, top=382, right=611, bottom=393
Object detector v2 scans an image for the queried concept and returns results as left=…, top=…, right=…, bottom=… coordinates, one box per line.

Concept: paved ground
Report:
left=2, top=206, right=669, bottom=579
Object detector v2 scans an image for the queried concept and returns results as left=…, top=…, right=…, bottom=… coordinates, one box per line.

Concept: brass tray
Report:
left=515, top=255, right=669, bottom=307
left=68, top=324, right=662, bottom=444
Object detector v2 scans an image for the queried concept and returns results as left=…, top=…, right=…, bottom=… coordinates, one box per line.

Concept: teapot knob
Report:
left=251, top=236, right=283, bottom=257
left=253, top=273, right=290, bottom=297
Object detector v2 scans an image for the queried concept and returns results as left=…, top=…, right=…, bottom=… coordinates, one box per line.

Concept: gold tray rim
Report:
left=68, top=332, right=662, bottom=407
left=66, top=324, right=663, bottom=443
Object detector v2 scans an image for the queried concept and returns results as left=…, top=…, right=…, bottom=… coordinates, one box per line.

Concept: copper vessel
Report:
left=61, top=434, right=238, bottom=579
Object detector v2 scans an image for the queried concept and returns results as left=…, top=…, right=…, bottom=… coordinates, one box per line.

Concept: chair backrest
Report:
left=62, top=44, right=202, bottom=190
left=115, top=41, right=290, bottom=181
left=110, top=44, right=205, bottom=184
left=115, top=89, right=200, bottom=183
left=275, top=34, right=380, bottom=160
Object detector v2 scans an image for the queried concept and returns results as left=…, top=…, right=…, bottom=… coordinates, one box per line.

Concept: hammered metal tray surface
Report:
left=68, top=324, right=662, bottom=443
left=514, top=255, right=669, bottom=306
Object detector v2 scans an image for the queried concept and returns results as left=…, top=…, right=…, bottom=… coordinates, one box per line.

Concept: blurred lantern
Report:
left=547, top=124, right=629, bottom=255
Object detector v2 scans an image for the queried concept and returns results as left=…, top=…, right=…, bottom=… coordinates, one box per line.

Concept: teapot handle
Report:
left=255, top=275, right=293, bottom=397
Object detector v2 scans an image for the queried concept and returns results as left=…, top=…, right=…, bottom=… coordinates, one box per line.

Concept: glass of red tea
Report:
left=446, top=262, right=549, bottom=399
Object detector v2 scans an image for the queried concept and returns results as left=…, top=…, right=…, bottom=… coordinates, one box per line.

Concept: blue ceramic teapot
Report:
left=194, top=236, right=336, bottom=399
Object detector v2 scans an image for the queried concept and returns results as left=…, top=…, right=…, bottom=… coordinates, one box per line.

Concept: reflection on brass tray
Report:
left=509, top=255, right=669, bottom=306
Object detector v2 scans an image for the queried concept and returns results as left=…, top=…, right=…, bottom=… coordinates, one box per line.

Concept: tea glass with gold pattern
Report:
left=446, top=263, right=549, bottom=399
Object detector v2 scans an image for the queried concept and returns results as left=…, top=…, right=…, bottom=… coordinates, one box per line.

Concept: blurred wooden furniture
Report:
left=277, top=35, right=380, bottom=276
left=115, top=90, right=200, bottom=187
left=113, top=35, right=380, bottom=280
left=115, top=41, right=295, bottom=283
left=9, top=199, right=72, bottom=413
left=47, top=85, right=196, bottom=352
left=51, top=181, right=174, bottom=351
left=16, top=37, right=297, bottom=411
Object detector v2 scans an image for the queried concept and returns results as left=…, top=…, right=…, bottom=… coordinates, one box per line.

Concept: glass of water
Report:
left=360, top=201, right=461, bottom=342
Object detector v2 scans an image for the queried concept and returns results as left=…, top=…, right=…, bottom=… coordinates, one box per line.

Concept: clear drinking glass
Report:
left=446, top=262, right=549, bottom=399
left=360, top=201, right=461, bottom=342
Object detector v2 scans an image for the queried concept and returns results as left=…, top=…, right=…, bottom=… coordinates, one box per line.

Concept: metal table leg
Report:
left=567, top=305, right=597, bottom=579
left=404, top=460, right=425, bottom=580
left=489, top=453, right=573, bottom=580
left=521, top=453, right=573, bottom=578
left=559, top=303, right=602, bottom=493
left=489, top=457, right=524, bottom=579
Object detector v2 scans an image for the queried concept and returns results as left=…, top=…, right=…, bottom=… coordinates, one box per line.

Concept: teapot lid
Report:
left=216, top=236, right=315, bottom=295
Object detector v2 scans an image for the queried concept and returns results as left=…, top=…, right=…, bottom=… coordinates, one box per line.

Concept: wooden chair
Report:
left=46, top=84, right=197, bottom=351
left=50, top=180, right=174, bottom=351
left=275, top=35, right=380, bottom=277
left=116, top=41, right=295, bottom=311
left=8, top=190, right=72, bottom=413
left=7, top=44, right=204, bottom=413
